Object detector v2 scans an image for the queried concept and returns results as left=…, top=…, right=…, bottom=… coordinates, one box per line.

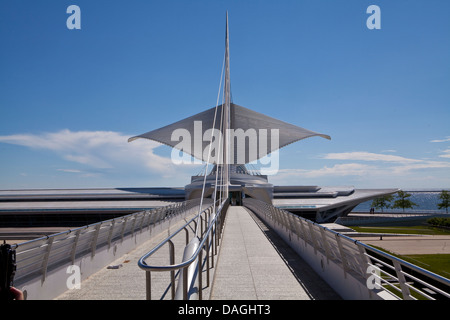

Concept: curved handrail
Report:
left=11, top=199, right=201, bottom=290
left=12, top=199, right=200, bottom=250
left=137, top=199, right=228, bottom=300
left=138, top=200, right=225, bottom=271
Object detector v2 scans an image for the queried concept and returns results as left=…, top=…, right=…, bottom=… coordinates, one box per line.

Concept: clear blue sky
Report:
left=0, top=0, right=449, bottom=190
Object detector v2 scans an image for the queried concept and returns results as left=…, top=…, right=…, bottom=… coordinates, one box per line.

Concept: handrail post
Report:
left=281, top=209, right=289, bottom=230
left=319, top=227, right=331, bottom=264
left=146, top=210, right=153, bottom=230
left=356, top=244, right=374, bottom=298
left=146, top=271, right=151, bottom=300
left=210, top=231, right=214, bottom=269
left=214, top=219, right=219, bottom=254
left=183, top=267, right=188, bottom=300
left=292, top=216, right=302, bottom=241
left=120, top=217, right=128, bottom=242
left=393, top=260, right=412, bottom=299
left=184, top=227, right=189, bottom=245
left=198, top=249, right=203, bottom=300
left=206, top=234, right=211, bottom=284
left=71, top=229, right=81, bottom=264
left=91, top=224, right=101, bottom=258
left=308, top=222, right=318, bottom=255
left=41, top=237, right=54, bottom=283
left=356, top=243, right=371, bottom=277
left=200, top=216, right=204, bottom=236
left=138, top=212, right=146, bottom=233
left=107, top=220, right=115, bottom=250
left=335, top=234, right=348, bottom=279
left=169, top=240, right=175, bottom=300
left=130, top=216, right=137, bottom=236
left=297, top=218, right=308, bottom=247
left=149, top=209, right=158, bottom=225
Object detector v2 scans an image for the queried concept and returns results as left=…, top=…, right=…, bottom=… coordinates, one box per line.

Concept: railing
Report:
left=244, top=198, right=450, bottom=300
left=335, top=213, right=450, bottom=227
left=138, top=199, right=229, bottom=300
left=10, top=199, right=201, bottom=298
left=358, top=242, right=450, bottom=299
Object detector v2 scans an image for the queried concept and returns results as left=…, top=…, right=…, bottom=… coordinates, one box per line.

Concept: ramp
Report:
left=210, top=206, right=340, bottom=300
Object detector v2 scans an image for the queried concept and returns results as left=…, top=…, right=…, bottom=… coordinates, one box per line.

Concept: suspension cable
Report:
left=214, top=80, right=226, bottom=210
left=195, top=54, right=226, bottom=237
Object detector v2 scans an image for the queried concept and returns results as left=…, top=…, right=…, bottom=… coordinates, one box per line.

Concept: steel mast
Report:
left=223, top=11, right=231, bottom=197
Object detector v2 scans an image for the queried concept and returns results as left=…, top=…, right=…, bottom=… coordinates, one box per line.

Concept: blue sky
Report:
left=0, top=0, right=449, bottom=190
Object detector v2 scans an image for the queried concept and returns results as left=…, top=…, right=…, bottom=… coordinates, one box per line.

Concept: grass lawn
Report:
left=368, top=245, right=450, bottom=294
left=350, top=225, right=450, bottom=235
left=352, top=225, right=450, bottom=279
left=400, top=254, right=450, bottom=279
left=368, top=245, right=450, bottom=299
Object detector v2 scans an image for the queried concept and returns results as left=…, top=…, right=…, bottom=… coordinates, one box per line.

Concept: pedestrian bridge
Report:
left=10, top=199, right=450, bottom=300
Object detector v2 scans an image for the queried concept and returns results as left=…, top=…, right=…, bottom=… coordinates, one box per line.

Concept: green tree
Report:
left=438, top=190, right=450, bottom=213
left=392, top=190, right=417, bottom=212
left=371, top=194, right=394, bottom=212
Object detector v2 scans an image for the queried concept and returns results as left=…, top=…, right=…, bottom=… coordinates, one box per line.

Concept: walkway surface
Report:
left=210, top=206, right=340, bottom=300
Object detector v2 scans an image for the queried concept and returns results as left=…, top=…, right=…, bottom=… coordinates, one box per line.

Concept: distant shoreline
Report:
left=401, top=189, right=449, bottom=192
left=350, top=211, right=449, bottom=215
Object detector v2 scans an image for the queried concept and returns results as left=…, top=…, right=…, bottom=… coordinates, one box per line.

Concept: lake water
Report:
left=353, top=190, right=449, bottom=213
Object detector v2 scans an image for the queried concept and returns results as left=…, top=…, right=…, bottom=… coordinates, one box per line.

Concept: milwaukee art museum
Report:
left=127, top=15, right=397, bottom=224
left=0, top=14, right=397, bottom=229
left=6, top=11, right=450, bottom=304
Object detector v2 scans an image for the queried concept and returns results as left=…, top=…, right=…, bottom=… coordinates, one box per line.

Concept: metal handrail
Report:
left=11, top=199, right=199, bottom=250
left=138, top=201, right=220, bottom=271
left=138, top=199, right=229, bottom=300
left=243, top=198, right=450, bottom=300
left=335, top=213, right=450, bottom=225
left=11, top=199, right=201, bottom=290
left=358, top=241, right=450, bottom=299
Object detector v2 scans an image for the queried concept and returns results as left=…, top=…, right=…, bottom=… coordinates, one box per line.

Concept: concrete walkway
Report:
left=210, top=206, right=340, bottom=300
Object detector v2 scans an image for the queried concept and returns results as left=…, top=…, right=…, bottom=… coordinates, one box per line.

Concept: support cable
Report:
left=195, top=54, right=226, bottom=237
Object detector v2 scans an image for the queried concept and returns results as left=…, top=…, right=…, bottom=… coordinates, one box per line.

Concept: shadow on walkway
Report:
left=246, top=208, right=342, bottom=300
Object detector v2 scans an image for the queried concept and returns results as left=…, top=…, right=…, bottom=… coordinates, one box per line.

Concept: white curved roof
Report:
left=129, top=103, right=330, bottom=164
